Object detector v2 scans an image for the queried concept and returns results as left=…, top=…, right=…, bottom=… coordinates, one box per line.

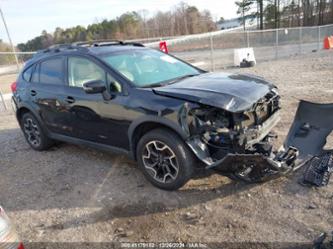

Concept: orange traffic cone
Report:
left=159, top=41, right=169, bottom=54
left=323, top=36, right=333, bottom=49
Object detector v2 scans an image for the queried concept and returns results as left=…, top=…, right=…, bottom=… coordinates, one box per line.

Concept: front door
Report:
left=63, top=56, right=131, bottom=149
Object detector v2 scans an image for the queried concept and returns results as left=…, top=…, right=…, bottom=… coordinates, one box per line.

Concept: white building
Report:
left=217, top=18, right=241, bottom=30
left=217, top=16, right=255, bottom=30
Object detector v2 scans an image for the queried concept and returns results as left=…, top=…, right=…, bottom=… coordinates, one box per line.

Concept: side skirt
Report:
left=49, top=133, right=133, bottom=159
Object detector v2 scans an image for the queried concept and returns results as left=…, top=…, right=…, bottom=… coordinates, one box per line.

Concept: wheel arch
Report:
left=16, top=107, right=30, bottom=120
left=16, top=104, right=43, bottom=128
left=128, top=116, right=188, bottom=160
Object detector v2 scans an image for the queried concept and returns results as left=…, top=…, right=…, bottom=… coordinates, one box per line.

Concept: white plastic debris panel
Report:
left=234, top=48, right=256, bottom=67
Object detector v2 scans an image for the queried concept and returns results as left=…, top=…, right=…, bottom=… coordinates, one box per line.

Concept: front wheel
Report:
left=136, top=128, right=195, bottom=191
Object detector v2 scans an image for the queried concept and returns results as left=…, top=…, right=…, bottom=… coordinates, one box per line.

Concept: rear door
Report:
left=29, top=56, right=75, bottom=136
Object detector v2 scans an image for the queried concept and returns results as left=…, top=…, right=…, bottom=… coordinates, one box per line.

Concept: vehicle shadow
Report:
left=46, top=180, right=255, bottom=231
left=0, top=127, right=256, bottom=230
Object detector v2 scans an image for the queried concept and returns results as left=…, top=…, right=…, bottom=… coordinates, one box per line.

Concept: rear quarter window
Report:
left=31, top=64, right=39, bottom=83
left=22, top=66, right=33, bottom=82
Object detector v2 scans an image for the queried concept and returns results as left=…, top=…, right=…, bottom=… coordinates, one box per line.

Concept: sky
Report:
left=0, top=0, right=238, bottom=45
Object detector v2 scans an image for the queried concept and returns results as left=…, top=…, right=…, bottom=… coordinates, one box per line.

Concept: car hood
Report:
left=153, top=72, right=276, bottom=112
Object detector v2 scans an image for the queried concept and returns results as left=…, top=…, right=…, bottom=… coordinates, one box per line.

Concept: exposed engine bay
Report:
left=179, top=90, right=333, bottom=183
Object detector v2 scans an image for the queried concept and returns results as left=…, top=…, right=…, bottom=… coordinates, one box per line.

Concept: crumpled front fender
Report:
left=195, top=100, right=333, bottom=182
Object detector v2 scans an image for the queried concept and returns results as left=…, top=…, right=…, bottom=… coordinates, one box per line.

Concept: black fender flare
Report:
left=16, top=102, right=49, bottom=133
left=128, top=115, right=189, bottom=159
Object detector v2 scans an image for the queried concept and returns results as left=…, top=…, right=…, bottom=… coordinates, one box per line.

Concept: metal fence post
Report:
left=209, top=33, right=215, bottom=72
left=299, top=26, right=303, bottom=54
left=247, top=31, right=250, bottom=48
left=318, top=26, right=321, bottom=51
left=0, top=89, right=7, bottom=111
left=275, top=29, right=279, bottom=60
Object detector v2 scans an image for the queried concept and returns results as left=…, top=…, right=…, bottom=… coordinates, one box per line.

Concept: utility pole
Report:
left=259, top=0, right=263, bottom=30
left=0, top=6, right=19, bottom=71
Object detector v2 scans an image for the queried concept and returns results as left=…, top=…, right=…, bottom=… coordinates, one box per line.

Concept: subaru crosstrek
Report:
left=12, top=41, right=311, bottom=190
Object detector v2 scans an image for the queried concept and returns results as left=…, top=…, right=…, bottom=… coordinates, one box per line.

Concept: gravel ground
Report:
left=0, top=73, right=16, bottom=94
left=0, top=50, right=333, bottom=248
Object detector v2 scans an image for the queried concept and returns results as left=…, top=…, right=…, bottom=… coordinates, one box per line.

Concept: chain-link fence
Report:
left=0, top=24, right=332, bottom=113
left=146, top=24, right=333, bottom=71
left=0, top=89, right=10, bottom=112
left=0, top=52, right=34, bottom=113
left=0, top=24, right=332, bottom=75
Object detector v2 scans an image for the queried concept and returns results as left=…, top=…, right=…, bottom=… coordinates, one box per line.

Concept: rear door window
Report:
left=39, top=57, right=64, bottom=85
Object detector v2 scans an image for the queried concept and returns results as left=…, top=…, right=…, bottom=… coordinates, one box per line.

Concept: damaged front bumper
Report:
left=186, top=100, right=333, bottom=183
left=205, top=147, right=299, bottom=182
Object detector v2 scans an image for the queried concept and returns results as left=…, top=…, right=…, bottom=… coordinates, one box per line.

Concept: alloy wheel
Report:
left=23, top=118, right=41, bottom=147
left=142, top=140, right=179, bottom=184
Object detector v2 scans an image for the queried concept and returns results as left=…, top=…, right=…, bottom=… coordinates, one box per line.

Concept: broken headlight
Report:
left=185, top=107, right=233, bottom=148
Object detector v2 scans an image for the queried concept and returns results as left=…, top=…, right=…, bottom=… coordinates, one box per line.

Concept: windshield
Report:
left=100, top=49, right=201, bottom=88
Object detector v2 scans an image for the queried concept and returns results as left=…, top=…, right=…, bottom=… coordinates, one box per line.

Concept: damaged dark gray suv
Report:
left=13, top=41, right=303, bottom=190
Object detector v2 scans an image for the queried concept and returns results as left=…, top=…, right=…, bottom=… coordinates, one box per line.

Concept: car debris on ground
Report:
left=313, top=231, right=333, bottom=249
left=302, top=152, right=333, bottom=187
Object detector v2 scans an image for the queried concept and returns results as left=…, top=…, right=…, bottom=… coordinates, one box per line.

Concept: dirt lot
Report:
left=0, top=50, right=333, bottom=248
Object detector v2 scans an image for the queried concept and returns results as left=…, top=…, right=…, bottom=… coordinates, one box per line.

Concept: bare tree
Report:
left=235, top=0, right=254, bottom=30
left=138, top=9, right=150, bottom=38
left=260, top=0, right=333, bottom=28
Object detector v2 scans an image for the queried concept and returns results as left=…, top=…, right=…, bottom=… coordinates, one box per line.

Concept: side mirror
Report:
left=83, top=80, right=106, bottom=94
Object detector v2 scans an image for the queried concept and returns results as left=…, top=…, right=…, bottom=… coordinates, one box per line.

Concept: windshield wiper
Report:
left=165, top=74, right=199, bottom=84
left=143, top=74, right=200, bottom=88
left=142, top=82, right=167, bottom=88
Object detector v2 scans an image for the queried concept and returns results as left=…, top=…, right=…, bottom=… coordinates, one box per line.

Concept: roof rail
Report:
left=72, top=39, right=122, bottom=47
left=33, top=40, right=144, bottom=58
left=72, top=39, right=144, bottom=47
left=35, top=44, right=89, bottom=56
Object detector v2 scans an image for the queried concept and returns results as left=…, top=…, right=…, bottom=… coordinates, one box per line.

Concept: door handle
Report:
left=30, top=90, right=37, bottom=96
left=65, top=96, right=75, bottom=104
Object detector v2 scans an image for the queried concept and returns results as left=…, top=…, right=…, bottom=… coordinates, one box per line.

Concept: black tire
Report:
left=136, top=128, right=195, bottom=191
left=21, top=112, right=54, bottom=151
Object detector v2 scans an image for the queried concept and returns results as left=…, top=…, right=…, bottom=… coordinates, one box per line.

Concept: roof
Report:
left=27, top=40, right=146, bottom=65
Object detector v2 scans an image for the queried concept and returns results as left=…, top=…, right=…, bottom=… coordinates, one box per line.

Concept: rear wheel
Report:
left=136, top=128, right=195, bottom=190
left=21, top=112, right=54, bottom=151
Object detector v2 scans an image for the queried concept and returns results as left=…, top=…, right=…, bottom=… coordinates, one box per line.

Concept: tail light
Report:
left=0, top=206, right=24, bottom=249
left=17, top=243, right=25, bottom=249
left=10, top=82, right=17, bottom=93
